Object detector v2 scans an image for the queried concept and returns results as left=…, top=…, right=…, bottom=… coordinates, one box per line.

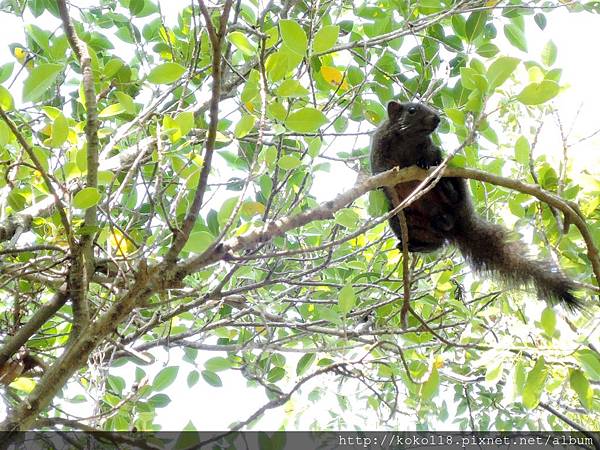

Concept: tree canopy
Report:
left=0, top=0, right=598, bottom=436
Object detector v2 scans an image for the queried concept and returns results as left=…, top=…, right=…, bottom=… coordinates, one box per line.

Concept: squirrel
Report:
left=370, top=100, right=582, bottom=310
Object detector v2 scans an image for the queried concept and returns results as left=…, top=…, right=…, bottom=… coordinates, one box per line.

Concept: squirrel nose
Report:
left=431, top=115, right=440, bottom=126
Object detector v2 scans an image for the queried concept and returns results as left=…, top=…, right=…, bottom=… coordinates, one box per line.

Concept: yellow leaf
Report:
left=39, top=123, right=52, bottom=136
left=245, top=101, right=255, bottom=113
left=434, top=355, right=444, bottom=369
left=320, top=66, right=349, bottom=90
left=13, top=47, right=27, bottom=64
left=241, top=201, right=266, bottom=217
left=10, top=377, right=36, bottom=393
left=108, top=229, right=135, bottom=256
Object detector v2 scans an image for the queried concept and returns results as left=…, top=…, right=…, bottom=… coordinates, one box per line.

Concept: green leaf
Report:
left=152, top=366, right=179, bottom=391
left=465, top=11, right=488, bottom=42
left=296, top=353, right=316, bottom=376
left=129, top=0, right=144, bottom=15
left=182, top=231, right=214, bottom=254
left=22, top=63, right=62, bottom=102
left=334, top=208, right=359, bottom=228
left=218, top=196, right=240, bottom=226
left=421, top=366, right=439, bottom=401
left=104, top=58, right=124, bottom=78
left=148, top=393, right=171, bottom=408
left=228, top=31, right=256, bottom=56
left=476, top=43, right=499, bottom=58
left=175, top=111, right=194, bottom=136
left=534, top=13, right=547, bottom=30
left=367, top=190, right=387, bottom=217
left=445, top=108, right=465, bottom=125
left=485, top=361, right=503, bottom=385
left=187, top=370, right=200, bottom=388
left=522, top=357, right=547, bottom=409
left=50, top=113, right=68, bottom=147
left=541, top=40, right=557, bottom=67
left=516, top=80, right=559, bottom=105
left=362, top=100, right=386, bottom=125
left=569, top=369, right=592, bottom=410
left=267, top=367, right=286, bottom=383
left=98, top=103, right=126, bottom=118
left=0, top=62, right=14, bottom=84
left=574, top=349, right=600, bottom=381
left=279, top=20, right=308, bottom=56
left=276, top=79, right=309, bottom=97
left=487, top=56, right=519, bottom=90
left=312, top=25, right=339, bottom=54
left=25, top=24, right=50, bottom=51
left=147, top=62, right=186, bottom=84
left=460, top=67, right=478, bottom=90
left=73, top=187, right=101, bottom=209
left=514, top=135, right=530, bottom=165
left=0, top=121, right=10, bottom=146
left=504, top=24, right=527, bottom=52
left=234, top=114, right=256, bottom=138
left=451, top=15, right=466, bottom=38
left=201, top=370, right=223, bottom=387
left=115, top=91, right=136, bottom=114
left=265, top=51, right=289, bottom=82
left=268, top=102, right=287, bottom=121
left=540, top=307, right=556, bottom=336
left=514, top=359, right=526, bottom=395
left=285, top=108, right=328, bottom=132
left=204, top=357, right=232, bottom=372
left=338, top=284, right=356, bottom=314
left=0, top=86, right=14, bottom=110
left=277, top=155, right=302, bottom=170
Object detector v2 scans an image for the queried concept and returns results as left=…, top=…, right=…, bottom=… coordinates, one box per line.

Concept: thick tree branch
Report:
left=57, top=0, right=100, bottom=339
left=0, top=266, right=160, bottom=431
left=181, top=166, right=600, bottom=295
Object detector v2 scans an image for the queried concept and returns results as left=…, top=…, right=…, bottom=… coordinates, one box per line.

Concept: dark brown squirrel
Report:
left=370, top=101, right=582, bottom=310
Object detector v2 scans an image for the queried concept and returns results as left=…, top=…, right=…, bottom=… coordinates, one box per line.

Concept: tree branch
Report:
left=57, top=0, right=100, bottom=339
left=0, top=137, right=156, bottom=245
left=165, top=0, right=234, bottom=262
left=538, top=401, right=600, bottom=449
left=0, top=288, right=68, bottom=367
left=181, top=166, right=600, bottom=296
left=0, top=107, right=73, bottom=249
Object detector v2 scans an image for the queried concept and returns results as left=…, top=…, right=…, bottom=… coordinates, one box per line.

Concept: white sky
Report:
left=0, top=1, right=598, bottom=431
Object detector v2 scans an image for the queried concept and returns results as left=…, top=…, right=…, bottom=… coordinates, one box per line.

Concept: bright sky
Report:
left=0, top=1, right=598, bottom=431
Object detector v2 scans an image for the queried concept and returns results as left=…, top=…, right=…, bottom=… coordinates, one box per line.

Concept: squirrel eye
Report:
left=407, top=107, right=417, bottom=114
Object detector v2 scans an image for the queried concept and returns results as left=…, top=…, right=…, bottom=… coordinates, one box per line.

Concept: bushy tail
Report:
left=452, top=214, right=582, bottom=311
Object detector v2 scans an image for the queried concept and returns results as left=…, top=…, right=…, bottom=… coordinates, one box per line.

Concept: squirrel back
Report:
left=370, top=100, right=582, bottom=310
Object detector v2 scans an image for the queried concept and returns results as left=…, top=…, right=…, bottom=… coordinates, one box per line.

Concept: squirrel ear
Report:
left=387, top=101, right=403, bottom=120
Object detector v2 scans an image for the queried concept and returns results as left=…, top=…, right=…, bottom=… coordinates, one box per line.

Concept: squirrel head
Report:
left=387, top=101, right=440, bottom=135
